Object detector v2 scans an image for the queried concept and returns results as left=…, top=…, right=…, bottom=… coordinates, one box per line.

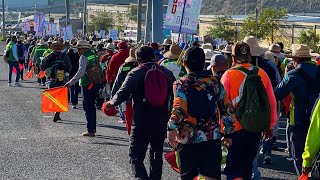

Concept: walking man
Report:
left=6, top=36, right=22, bottom=87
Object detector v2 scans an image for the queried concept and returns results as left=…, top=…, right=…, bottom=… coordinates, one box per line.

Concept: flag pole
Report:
left=178, top=0, right=187, bottom=42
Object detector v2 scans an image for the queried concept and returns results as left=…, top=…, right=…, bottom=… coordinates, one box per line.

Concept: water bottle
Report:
left=221, top=146, right=228, bottom=170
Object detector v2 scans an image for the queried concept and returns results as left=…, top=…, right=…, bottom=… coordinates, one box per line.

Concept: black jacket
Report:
left=110, top=62, right=176, bottom=137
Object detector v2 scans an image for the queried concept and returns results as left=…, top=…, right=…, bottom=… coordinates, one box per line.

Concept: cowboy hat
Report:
left=37, top=39, right=46, bottom=46
left=103, top=43, right=116, bottom=51
left=221, top=44, right=232, bottom=54
left=243, top=36, right=266, bottom=57
left=162, top=38, right=173, bottom=46
left=286, top=44, right=311, bottom=58
left=75, top=40, right=91, bottom=49
left=125, top=48, right=137, bottom=63
left=51, top=41, right=64, bottom=50
left=164, top=43, right=181, bottom=59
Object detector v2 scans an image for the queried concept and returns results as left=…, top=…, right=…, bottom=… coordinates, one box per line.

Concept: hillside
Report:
left=200, top=0, right=320, bottom=15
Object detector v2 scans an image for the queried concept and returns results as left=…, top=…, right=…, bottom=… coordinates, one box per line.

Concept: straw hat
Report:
left=125, top=48, right=137, bottom=63
left=164, top=43, right=181, bottom=59
left=104, top=43, right=116, bottom=51
left=75, top=40, right=91, bottom=49
left=221, top=44, right=232, bottom=54
left=162, top=38, right=173, bottom=46
left=286, top=44, right=311, bottom=58
left=243, top=36, right=266, bottom=57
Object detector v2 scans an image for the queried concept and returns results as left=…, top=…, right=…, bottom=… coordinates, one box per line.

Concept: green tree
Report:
left=298, top=29, right=320, bottom=50
left=116, top=13, right=125, bottom=32
left=206, top=16, right=236, bottom=42
left=240, top=7, right=287, bottom=40
left=128, top=5, right=137, bottom=22
left=87, top=11, right=114, bottom=33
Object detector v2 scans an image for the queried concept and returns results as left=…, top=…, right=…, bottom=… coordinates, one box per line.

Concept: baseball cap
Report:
left=184, top=46, right=205, bottom=71
left=232, top=42, right=251, bottom=62
left=206, top=54, right=228, bottom=70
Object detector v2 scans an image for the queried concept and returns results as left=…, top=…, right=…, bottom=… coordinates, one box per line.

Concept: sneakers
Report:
left=82, top=132, right=95, bottom=137
left=13, top=82, right=22, bottom=87
left=72, top=105, right=77, bottom=109
left=8, top=83, right=12, bottom=87
left=263, top=156, right=273, bottom=165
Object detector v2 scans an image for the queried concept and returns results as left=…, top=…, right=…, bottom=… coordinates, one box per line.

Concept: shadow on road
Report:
left=95, top=135, right=129, bottom=142
left=57, top=119, right=127, bottom=132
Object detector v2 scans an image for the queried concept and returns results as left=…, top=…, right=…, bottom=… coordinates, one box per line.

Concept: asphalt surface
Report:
left=0, top=42, right=297, bottom=180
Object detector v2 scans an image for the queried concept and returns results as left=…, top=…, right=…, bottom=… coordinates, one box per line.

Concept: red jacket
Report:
left=106, top=48, right=129, bottom=83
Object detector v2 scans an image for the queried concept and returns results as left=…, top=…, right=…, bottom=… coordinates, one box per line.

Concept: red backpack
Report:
left=141, top=63, right=168, bottom=107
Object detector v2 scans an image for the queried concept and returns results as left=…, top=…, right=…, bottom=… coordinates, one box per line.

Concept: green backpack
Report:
left=235, top=66, right=271, bottom=132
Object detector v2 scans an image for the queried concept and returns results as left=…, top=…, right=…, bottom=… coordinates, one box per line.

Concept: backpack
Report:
left=86, top=58, right=104, bottom=85
left=297, top=67, right=320, bottom=123
left=141, top=63, right=168, bottom=107
left=183, top=74, right=219, bottom=119
left=235, top=66, right=271, bottom=132
left=50, top=53, right=66, bottom=83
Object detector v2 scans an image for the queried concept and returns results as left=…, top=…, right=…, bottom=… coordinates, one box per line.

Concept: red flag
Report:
left=19, top=63, right=24, bottom=71
left=42, top=87, right=69, bottom=113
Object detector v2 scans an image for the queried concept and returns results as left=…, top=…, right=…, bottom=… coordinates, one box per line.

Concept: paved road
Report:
left=0, top=42, right=297, bottom=180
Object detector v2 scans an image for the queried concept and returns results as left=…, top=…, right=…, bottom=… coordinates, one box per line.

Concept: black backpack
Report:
left=50, top=53, right=66, bottom=83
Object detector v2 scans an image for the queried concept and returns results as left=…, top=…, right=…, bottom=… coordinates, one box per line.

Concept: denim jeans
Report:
left=290, top=127, right=308, bottom=176
left=129, top=130, right=165, bottom=180
left=225, top=130, right=261, bottom=180
left=82, top=85, right=99, bottom=133
left=70, top=83, right=79, bottom=106
left=252, top=148, right=262, bottom=180
left=8, top=61, right=20, bottom=83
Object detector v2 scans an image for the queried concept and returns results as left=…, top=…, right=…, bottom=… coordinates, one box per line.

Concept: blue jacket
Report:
left=274, top=61, right=319, bottom=130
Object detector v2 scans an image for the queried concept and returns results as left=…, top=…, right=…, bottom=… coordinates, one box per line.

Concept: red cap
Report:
left=102, top=102, right=117, bottom=116
left=118, top=41, right=128, bottom=49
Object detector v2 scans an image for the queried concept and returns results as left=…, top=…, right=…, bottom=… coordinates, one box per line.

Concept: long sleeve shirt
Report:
left=67, top=55, right=88, bottom=86
left=12, top=44, right=18, bottom=61
left=302, top=97, right=320, bottom=168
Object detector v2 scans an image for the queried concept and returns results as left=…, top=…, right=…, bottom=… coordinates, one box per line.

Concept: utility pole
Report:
left=144, top=0, right=152, bottom=43
left=65, top=0, right=70, bottom=25
left=137, top=0, right=142, bottom=42
left=152, top=0, right=163, bottom=43
left=83, top=0, right=87, bottom=39
left=245, top=0, right=247, bottom=16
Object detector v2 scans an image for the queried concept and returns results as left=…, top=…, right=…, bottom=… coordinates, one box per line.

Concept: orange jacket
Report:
left=220, top=63, right=277, bottom=132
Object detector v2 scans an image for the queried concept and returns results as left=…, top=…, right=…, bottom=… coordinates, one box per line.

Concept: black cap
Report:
left=232, top=42, right=251, bottom=62
left=184, top=46, right=205, bottom=71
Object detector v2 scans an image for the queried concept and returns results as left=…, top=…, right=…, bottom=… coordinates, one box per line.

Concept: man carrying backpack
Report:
left=274, top=44, right=320, bottom=176
left=220, top=42, right=277, bottom=180
left=167, top=46, right=235, bottom=180
left=65, top=40, right=103, bottom=137
left=41, top=41, right=72, bottom=122
left=105, top=46, right=175, bottom=180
